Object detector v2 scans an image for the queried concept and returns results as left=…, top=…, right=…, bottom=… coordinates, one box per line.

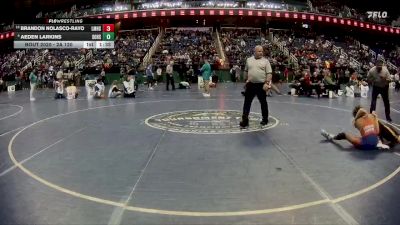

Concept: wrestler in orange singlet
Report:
left=322, top=105, right=381, bottom=150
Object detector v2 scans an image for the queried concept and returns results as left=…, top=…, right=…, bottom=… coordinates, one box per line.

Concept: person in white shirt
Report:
left=29, top=70, right=38, bottom=101
left=156, top=66, right=162, bottom=84
left=54, top=79, right=65, bottom=99
left=240, top=45, right=272, bottom=128
left=94, top=79, right=105, bottom=98
left=232, top=64, right=241, bottom=82
left=64, top=59, right=70, bottom=69
left=100, top=68, right=106, bottom=84
left=66, top=82, right=78, bottom=99
left=240, top=40, right=246, bottom=48
left=108, top=81, right=123, bottom=98
left=56, top=69, right=63, bottom=83
left=123, top=75, right=136, bottom=98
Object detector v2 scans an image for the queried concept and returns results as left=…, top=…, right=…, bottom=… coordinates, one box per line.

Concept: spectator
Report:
left=54, top=78, right=65, bottom=99
left=301, top=70, right=313, bottom=97
left=232, top=64, right=241, bottom=82
left=123, top=75, right=136, bottom=98
left=323, top=69, right=340, bottom=96
left=56, top=68, right=63, bottom=81
left=94, top=78, right=105, bottom=98
left=29, top=70, right=38, bottom=101
left=200, top=58, right=212, bottom=97
left=166, top=61, right=175, bottom=91
left=100, top=68, right=106, bottom=84
left=146, top=62, right=155, bottom=90
left=108, top=80, right=123, bottom=98
left=311, top=70, right=324, bottom=98
left=186, top=66, right=195, bottom=83
left=156, top=66, right=163, bottom=83
left=66, top=82, right=78, bottom=99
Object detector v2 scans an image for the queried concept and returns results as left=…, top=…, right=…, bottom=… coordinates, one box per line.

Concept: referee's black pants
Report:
left=242, top=82, right=269, bottom=122
left=370, top=85, right=391, bottom=121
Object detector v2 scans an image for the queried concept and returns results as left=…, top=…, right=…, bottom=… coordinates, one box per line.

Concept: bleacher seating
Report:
left=153, top=28, right=218, bottom=69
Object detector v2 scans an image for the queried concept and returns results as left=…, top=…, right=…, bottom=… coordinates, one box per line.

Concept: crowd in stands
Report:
left=153, top=29, right=220, bottom=83
left=310, top=0, right=395, bottom=25
left=274, top=29, right=399, bottom=74
left=222, top=28, right=288, bottom=80
left=386, top=47, right=400, bottom=66
left=110, top=29, right=157, bottom=69
left=269, top=29, right=400, bottom=98
left=0, top=29, right=158, bottom=94
left=221, top=29, right=263, bottom=67
left=1, top=24, right=398, bottom=102
left=369, top=42, right=400, bottom=68
left=219, top=28, right=383, bottom=98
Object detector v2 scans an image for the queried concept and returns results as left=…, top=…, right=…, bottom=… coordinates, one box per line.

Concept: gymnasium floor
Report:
left=0, top=83, right=400, bottom=225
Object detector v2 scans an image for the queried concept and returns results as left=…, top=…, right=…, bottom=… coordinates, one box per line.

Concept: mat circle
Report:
left=7, top=99, right=400, bottom=217
left=145, top=110, right=279, bottom=134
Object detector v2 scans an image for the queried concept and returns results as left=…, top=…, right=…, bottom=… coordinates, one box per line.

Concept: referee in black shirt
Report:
left=368, top=60, right=392, bottom=122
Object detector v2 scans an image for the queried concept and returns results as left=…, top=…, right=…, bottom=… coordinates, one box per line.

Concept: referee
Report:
left=368, top=60, right=392, bottom=123
left=240, top=45, right=272, bottom=128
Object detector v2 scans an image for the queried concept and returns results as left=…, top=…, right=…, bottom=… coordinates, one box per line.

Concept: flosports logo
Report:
left=145, top=110, right=279, bottom=134
left=367, top=11, right=388, bottom=19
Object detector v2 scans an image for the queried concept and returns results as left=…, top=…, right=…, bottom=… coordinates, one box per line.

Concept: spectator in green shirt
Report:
left=322, top=69, right=340, bottom=96
left=200, top=58, right=212, bottom=97
left=29, top=70, right=37, bottom=101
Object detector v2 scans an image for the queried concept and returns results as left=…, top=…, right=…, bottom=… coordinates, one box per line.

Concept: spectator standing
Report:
left=29, top=70, right=37, bottom=101
left=146, top=63, right=155, bottom=90
left=156, top=66, right=163, bottom=84
left=200, top=58, right=212, bottom=97
left=56, top=68, right=63, bottom=82
left=186, top=66, right=195, bottom=84
left=100, top=68, right=106, bottom=84
left=233, top=64, right=241, bottom=82
left=166, top=61, right=175, bottom=91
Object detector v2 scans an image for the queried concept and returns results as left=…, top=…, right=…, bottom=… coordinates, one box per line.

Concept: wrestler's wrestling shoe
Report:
left=377, top=141, right=390, bottom=150
left=321, top=129, right=334, bottom=141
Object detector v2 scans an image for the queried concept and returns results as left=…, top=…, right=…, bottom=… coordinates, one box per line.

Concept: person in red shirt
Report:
left=284, top=68, right=289, bottom=82
left=301, top=70, right=312, bottom=97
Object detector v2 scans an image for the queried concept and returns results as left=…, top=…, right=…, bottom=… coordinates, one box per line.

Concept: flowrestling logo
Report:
left=367, top=11, right=388, bottom=19
left=145, top=110, right=279, bottom=134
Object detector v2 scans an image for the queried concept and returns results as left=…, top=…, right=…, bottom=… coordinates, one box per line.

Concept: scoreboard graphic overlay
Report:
left=14, top=19, right=116, bottom=49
